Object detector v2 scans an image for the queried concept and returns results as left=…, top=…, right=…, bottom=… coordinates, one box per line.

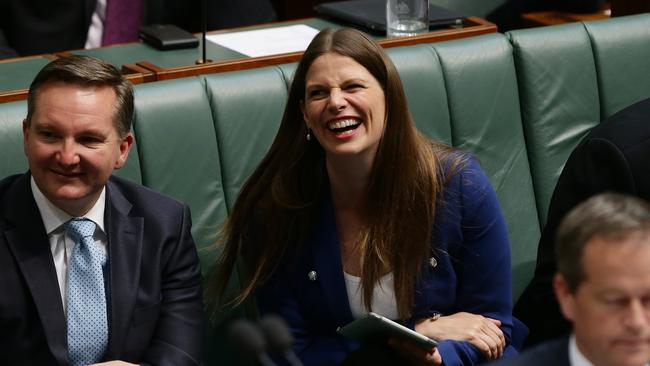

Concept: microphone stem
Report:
left=202, top=0, right=207, bottom=62
left=259, top=353, right=279, bottom=366
left=285, top=350, right=305, bottom=366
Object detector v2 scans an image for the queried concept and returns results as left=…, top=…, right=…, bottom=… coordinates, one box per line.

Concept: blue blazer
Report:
left=0, top=173, right=204, bottom=365
left=257, top=158, right=525, bottom=366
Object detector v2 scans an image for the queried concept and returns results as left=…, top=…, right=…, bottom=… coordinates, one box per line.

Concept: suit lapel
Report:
left=2, top=173, right=68, bottom=365
left=103, top=180, right=144, bottom=358
left=310, top=196, right=354, bottom=325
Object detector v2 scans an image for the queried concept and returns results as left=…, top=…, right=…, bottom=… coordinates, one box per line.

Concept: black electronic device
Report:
left=139, top=24, right=199, bottom=50
left=338, top=312, right=438, bottom=350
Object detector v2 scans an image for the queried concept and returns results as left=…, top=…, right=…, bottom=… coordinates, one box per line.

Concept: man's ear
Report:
left=554, top=273, right=577, bottom=322
left=114, top=132, right=134, bottom=169
left=22, top=119, right=29, bottom=156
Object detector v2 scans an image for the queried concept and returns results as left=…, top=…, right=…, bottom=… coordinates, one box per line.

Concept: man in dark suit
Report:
left=514, top=97, right=650, bottom=346
left=493, top=193, right=650, bottom=366
left=0, top=55, right=203, bottom=365
left=0, top=0, right=278, bottom=58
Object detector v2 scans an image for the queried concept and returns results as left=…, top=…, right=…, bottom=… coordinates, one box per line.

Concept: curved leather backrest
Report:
left=0, top=101, right=28, bottom=178
left=387, top=44, right=452, bottom=144
left=133, top=77, right=226, bottom=273
left=584, top=13, right=650, bottom=118
left=508, top=23, right=600, bottom=227
left=204, top=67, right=288, bottom=211
left=432, top=33, right=540, bottom=299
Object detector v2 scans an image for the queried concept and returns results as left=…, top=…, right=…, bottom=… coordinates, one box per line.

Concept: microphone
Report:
left=228, top=319, right=278, bottom=366
left=259, top=315, right=305, bottom=366
left=195, top=0, right=212, bottom=64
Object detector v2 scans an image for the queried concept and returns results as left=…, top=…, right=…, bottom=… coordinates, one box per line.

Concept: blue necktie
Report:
left=64, top=218, right=108, bottom=366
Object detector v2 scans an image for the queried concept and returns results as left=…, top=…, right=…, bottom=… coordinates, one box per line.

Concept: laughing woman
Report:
left=210, top=28, right=524, bottom=366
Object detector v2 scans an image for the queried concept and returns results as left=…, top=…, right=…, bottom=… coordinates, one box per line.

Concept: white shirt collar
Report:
left=569, top=334, right=594, bottom=366
left=30, top=176, right=106, bottom=235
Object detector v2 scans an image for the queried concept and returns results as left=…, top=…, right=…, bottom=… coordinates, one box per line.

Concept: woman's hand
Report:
left=415, top=312, right=505, bottom=360
left=388, top=337, right=442, bottom=366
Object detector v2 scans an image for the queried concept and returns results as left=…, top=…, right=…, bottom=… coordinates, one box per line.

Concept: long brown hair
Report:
left=210, top=28, right=463, bottom=320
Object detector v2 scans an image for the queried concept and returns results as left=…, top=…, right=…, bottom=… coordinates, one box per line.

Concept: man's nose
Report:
left=623, top=299, right=650, bottom=332
left=56, top=139, right=81, bottom=166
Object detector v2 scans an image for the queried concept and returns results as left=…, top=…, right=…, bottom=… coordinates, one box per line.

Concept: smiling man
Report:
left=0, top=55, right=203, bottom=365
left=492, top=192, right=650, bottom=366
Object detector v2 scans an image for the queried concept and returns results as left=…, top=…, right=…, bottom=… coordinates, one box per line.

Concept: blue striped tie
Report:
left=64, top=218, right=108, bottom=365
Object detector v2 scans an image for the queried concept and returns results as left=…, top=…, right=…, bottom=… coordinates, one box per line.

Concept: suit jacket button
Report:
left=308, top=270, right=318, bottom=281
left=429, top=257, right=437, bottom=268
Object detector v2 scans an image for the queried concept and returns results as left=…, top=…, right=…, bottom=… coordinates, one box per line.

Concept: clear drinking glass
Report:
left=386, top=0, right=428, bottom=37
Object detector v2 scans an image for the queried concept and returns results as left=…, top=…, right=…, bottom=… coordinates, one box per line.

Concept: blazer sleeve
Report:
left=435, top=160, right=518, bottom=365
left=514, top=137, right=635, bottom=345
left=141, top=205, right=204, bottom=366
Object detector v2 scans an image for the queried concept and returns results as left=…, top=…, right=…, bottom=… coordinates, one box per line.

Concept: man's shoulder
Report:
left=0, top=173, right=28, bottom=201
left=585, top=97, right=650, bottom=148
left=107, top=175, right=186, bottom=214
left=491, top=337, right=569, bottom=366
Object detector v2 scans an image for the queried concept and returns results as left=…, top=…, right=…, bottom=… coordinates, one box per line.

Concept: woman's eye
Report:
left=309, top=90, right=327, bottom=98
left=345, top=84, right=364, bottom=91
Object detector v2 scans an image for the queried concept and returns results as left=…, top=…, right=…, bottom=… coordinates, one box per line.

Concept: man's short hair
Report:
left=26, top=55, right=134, bottom=137
left=556, top=192, right=650, bottom=292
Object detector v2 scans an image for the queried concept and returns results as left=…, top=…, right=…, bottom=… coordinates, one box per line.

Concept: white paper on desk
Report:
left=206, top=25, right=320, bottom=57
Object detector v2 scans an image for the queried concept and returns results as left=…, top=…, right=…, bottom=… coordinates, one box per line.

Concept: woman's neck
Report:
left=326, top=154, right=373, bottom=211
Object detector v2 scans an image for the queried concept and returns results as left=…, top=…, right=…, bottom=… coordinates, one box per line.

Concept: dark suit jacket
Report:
left=0, top=173, right=204, bottom=365
left=0, top=0, right=277, bottom=58
left=489, top=337, right=569, bottom=366
left=514, top=97, right=650, bottom=346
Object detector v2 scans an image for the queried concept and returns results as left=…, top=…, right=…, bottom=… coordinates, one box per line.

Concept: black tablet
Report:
left=338, top=312, right=438, bottom=350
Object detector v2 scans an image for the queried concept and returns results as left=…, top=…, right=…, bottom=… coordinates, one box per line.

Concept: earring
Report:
left=306, top=128, right=312, bottom=141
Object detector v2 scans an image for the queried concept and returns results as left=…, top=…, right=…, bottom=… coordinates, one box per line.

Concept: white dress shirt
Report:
left=30, top=177, right=108, bottom=315
left=569, top=334, right=594, bottom=366
left=569, top=334, right=650, bottom=366
left=85, top=0, right=107, bottom=49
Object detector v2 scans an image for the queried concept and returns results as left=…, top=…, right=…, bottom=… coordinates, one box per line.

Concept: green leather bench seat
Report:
left=1, top=14, right=649, bottom=365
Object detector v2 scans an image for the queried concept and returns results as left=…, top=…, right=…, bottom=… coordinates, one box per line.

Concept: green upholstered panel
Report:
left=205, top=67, right=288, bottom=211
left=0, top=101, right=28, bottom=178
left=584, top=14, right=650, bottom=118
left=0, top=57, right=51, bottom=93
left=277, top=62, right=297, bottom=90
left=0, top=100, right=140, bottom=184
left=203, top=66, right=288, bottom=366
left=133, top=78, right=227, bottom=274
left=433, top=34, right=540, bottom=300
left=387, top=45, right=452, bottom=144
left=507, top=23, right=600, bottom=227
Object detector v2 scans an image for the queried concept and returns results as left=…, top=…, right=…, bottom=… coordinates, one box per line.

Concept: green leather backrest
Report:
left=204, top=67, right=288, bottom=212
left=432, top=34, right=540, bottom=299
left=507, top=24, right=601, bottom=227
left=0, top=102, right=28, bottom=178
left=386, top=45, right=452, bottom=144
left=0, top=100, right=142, bottom=184
left=584, top=14, right=650, bottom=118
left=133, top=77, right=227, bottom=274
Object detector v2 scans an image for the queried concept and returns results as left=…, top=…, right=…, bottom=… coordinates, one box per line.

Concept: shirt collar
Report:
left=30, top=176, right=106, bottom=235
left=569, top=334, right=593, bottom=366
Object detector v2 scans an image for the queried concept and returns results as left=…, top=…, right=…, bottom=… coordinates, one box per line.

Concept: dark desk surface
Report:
left=0, top=17, right=496, bottom=103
